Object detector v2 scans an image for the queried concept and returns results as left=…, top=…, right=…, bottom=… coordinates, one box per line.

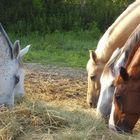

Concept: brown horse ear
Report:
left=120, top=67, right=129, bottom=81
left=89, top=50, right=97, bottom=63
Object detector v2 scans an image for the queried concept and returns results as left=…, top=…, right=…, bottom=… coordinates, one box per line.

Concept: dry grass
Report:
left=0, top=63, right=140, bottom=140
left=0, top=100, right=68, bottom=140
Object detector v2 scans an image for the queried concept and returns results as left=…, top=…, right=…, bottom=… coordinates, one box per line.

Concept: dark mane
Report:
left=0, top=23, right=13, bottom=58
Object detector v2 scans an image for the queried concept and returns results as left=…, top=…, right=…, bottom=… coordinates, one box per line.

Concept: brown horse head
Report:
left=109, top=46, right=140, bottom=133
left=86, top=50, right=104, bottom=108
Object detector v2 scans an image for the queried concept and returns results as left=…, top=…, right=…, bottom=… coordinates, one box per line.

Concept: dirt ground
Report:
left=24, top=63, right=88, bottom=109
left=1, top=63, right=140, bottom=140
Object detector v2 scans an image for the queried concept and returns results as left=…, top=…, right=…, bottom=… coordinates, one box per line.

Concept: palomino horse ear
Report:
left=89, top=50, right=97, bottom=63
left=18, top=45, right=31, bottom=59
left=13, top=40, right=20, bottom=58
left=120, top=67, right=129, bottom=81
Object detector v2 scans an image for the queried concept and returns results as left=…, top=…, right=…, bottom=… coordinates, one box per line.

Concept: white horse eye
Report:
left=15, top=75, right=20, bottom=85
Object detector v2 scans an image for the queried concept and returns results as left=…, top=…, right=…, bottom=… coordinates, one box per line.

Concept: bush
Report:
left=0, top=0, right=134, bottom=34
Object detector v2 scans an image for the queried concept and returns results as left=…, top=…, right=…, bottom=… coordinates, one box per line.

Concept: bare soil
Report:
left=24, top=63, right=88, bottom=109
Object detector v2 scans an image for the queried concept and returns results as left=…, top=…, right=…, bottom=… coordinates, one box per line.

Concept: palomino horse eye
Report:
left=90, top=75, right=96, bottom=81
left=15, top=75, right=20, bottom=85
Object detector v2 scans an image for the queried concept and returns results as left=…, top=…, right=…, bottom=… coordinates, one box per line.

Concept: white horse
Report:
left=0, top=23, right=30, bottom=106
left=96, top=24, right=140, bottom=118
left=96, top=48, right=124, bottom=118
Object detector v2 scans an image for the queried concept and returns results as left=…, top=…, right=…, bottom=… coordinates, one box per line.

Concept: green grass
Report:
left=9, top=30, right=98, bottom=68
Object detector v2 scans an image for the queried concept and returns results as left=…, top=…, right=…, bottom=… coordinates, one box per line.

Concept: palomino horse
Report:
left=97, top=24, right=140, bottom=118
left=86, top=0, right=140, bottom=107
left=0, top=23, right=30, bottom=106
left=109, top=44, right=140, bottom=133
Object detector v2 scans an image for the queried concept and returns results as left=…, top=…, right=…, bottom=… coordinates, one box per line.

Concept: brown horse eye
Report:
left=90, top=75, right=96, bottom=81
left=115, top=95, right=122, bottom=104
left=115, top=94, right=123, bottom=111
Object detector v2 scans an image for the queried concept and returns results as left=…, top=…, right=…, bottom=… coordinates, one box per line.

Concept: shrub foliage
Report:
left=0, top=0, right=133, bottom=34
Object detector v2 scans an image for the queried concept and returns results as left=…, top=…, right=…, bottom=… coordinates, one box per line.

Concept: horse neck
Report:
left=109, top=0, right=140, bottom=34
left=95, top=29, right=111, bottom=63
left=125, top=37, right=140, bottom=68
left=127, top=46, right=140, bottom=78
left=96, top=3, right=140, bottom=64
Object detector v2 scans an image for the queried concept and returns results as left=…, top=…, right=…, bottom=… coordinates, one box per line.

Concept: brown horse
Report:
left=109, top=45, right=140, bottom=133
left=86, top=0, right=140, bottom=108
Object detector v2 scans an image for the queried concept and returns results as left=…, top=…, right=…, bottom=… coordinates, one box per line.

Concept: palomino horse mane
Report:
left=95, top=2, right=140, bottom=62
left=109, top=0, right=140, bottom=35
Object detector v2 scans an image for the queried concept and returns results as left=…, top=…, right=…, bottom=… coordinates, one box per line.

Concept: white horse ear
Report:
left=89, top=50, right=97, bottom=63
left=106, top=48, right=121, bottom=67
left=13, top=40, right=20, bottom=58
left=18, top=45, right=31, bottom=59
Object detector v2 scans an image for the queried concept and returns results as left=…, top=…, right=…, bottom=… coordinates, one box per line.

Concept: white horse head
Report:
left=96, top=48, right=126, bottom=118
left=0, top=24, right=30, bottom=106
left=13, top=40, right=30, bottom=97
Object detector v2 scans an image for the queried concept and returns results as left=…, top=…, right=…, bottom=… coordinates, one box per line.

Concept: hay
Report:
left=0, top=64, right=140, bottom=140
left=0, top=101, right=68, bottom=140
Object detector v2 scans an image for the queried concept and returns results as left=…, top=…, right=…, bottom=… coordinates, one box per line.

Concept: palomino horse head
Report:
left=86, top=1, right=140, bottom=108
left=109, top=46, right=140, bottom=133
left=86, top=50, right=104, bottom=108
left=0, top=24, right=30, bottom=106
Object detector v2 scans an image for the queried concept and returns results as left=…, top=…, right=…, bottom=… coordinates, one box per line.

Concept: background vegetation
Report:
left=1, top=0, right=133, bottom=34
left=1, top=0, right=133, bottom=67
